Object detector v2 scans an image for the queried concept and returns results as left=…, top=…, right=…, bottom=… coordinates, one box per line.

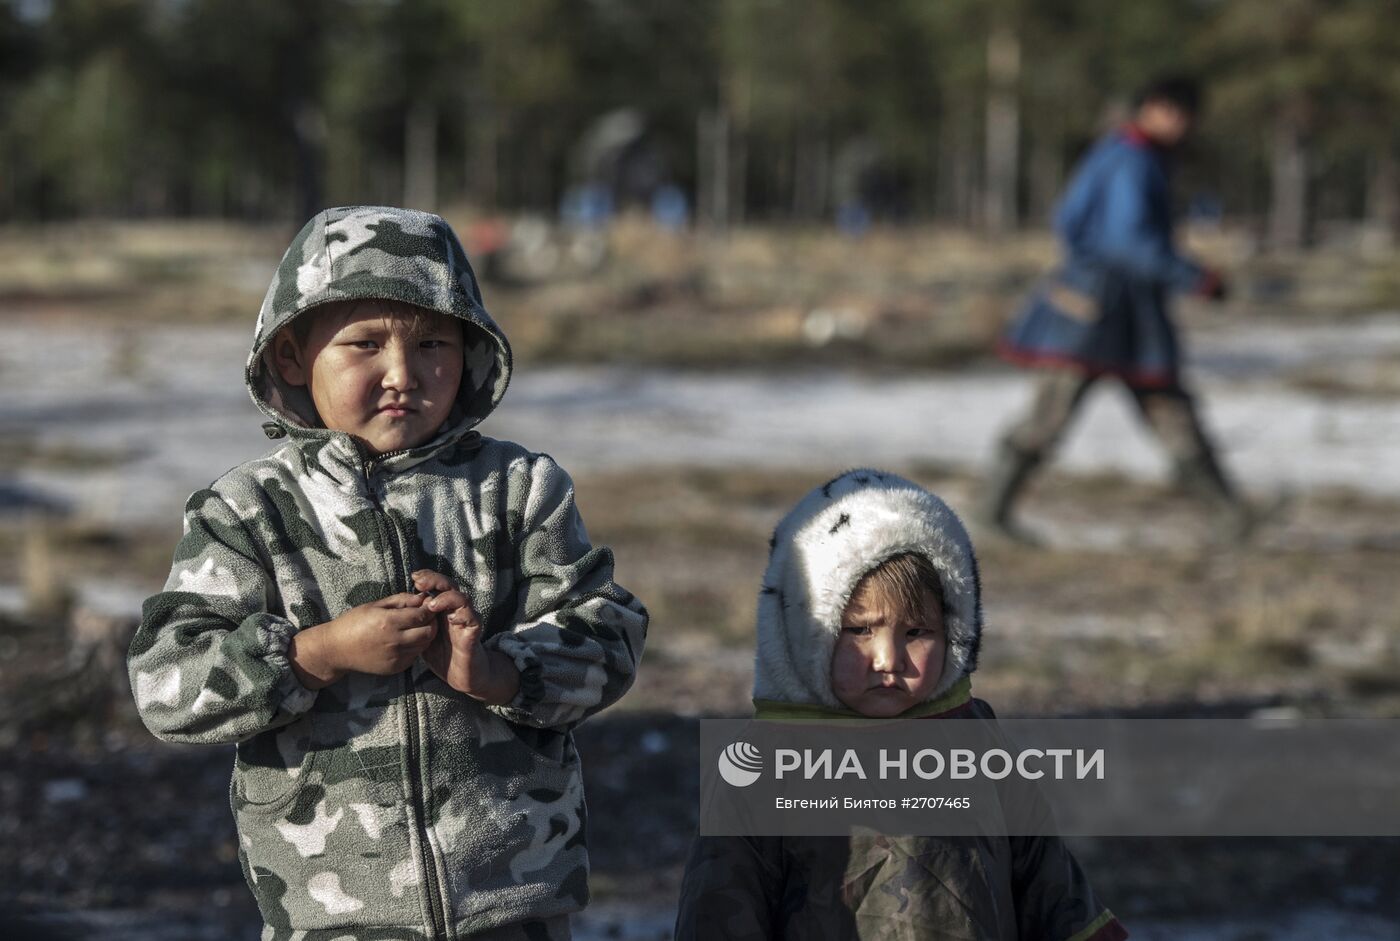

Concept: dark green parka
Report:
left=675, top=470, right=1125, bottom=941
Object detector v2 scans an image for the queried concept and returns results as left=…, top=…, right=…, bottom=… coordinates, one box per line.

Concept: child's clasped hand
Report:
left=287, top=569, right=518, bottom=705
left=413, top=569, right=521, bottom=706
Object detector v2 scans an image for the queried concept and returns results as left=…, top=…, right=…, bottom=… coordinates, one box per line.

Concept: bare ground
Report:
left=5, top=463, right=1400, bottom=936
left=4, top=220, right=1400, bottom=935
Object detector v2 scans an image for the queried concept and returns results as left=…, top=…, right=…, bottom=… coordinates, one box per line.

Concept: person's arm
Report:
left=981, top=699, right=1125, bottom=940
left=1053, top=147, right=1106, bottom=245
left=675, top=835, right=783, bottom=941
left=481, top=452, right=649, bottom=730
left=1096, top=150, right=1208, bottom=293
left=128, top=488, right=319, bottom=744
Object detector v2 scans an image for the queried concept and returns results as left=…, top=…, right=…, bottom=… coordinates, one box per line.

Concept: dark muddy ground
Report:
left=6, top=458, right=1400, bottom=938
left=6, top=460, right=1400, bottom=939
left=5, top=688, right=1400, bottom=939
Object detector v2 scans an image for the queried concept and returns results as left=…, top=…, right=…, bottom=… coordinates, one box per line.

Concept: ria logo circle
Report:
left=718, top=741, right=763, bottom=787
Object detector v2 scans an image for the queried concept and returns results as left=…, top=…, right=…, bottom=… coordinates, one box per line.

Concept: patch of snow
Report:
left=6, top=315, right=1400, bottom=531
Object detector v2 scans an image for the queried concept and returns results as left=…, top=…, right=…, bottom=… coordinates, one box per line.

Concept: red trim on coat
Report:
left=1121, top=123, right=1153, bottom=148
left=995, top=336, right=1179, bottom=390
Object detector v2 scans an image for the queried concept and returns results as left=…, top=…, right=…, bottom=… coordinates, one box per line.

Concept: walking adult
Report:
left=983, top=75, right=1253, bottom=544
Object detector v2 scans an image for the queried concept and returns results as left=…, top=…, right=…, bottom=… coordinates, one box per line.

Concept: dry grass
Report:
left=1287, top=353, right=1400, bottom=399
left=0, top=519, right=179, bottom=599
left=574, top=466, right=803, bottom=649
left=0, top=435, right=132, bottom=474
left=4, top=459, right=1399, bottom=716
left=0, top=220, right=281, bottom=323
left=577, top=464, right=1400, bottom=715
left=8, top=216, right=1398, bottom=371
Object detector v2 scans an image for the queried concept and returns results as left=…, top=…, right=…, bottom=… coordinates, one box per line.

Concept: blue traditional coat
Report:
left=1000, top=125, right=1211, bottom=388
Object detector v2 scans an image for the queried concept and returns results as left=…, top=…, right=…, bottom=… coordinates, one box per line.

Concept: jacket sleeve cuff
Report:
left=1066, top=909, right=1128, bottom=941
left=255, top=616, right=319, bottom=717
left=481, top=632, right=557, bottom=727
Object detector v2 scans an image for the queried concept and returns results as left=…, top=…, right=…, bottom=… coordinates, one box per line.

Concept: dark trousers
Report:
left=1002, top=369, right=1226, bottom=481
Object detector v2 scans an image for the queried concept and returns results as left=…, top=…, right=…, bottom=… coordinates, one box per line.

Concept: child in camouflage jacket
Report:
left=128, top=206, right=648, bottom=941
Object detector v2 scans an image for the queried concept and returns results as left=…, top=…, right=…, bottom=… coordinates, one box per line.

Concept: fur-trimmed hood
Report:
left=753, top=469, right=982, bottom=710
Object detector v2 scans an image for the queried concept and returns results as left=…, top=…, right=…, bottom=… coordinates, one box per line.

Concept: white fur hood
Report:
left=753, top=469, right=982, bottom=709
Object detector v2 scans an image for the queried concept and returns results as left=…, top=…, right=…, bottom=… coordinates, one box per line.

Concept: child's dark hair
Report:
left=1132, top=74, right=1202, bottom=115
left=852, top=552, right=946, bottom=626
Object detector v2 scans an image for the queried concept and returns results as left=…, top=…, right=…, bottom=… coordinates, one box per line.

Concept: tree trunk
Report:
left=468, top=97, right=500, bottom=211
left=403, top=100, right=439, bottom=212
left=1028, top=123, right=1063, bottom=224
left=292, top=102, right=326, bottom=222
left=983, top=25, right=1021, bottom=234
left=1269, top=107, right=1308, bottom=251
left=939, top=99, right=979, bottom=227
left=697, top=108, right=730, bottom=230
left=730, top=121, right=748, bottom=227
left=1365, top=146, right=1397, bottom=248
left=920, top=116, right=940, bottom=219
left=793, top=123, right=830, bottom=222
left=726, top=58, right=751, bottom=228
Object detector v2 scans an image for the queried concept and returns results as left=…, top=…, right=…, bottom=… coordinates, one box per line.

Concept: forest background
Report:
left=5, top=1, right=1400, bottom=939
left=4, top=0, right=1398, bottom=249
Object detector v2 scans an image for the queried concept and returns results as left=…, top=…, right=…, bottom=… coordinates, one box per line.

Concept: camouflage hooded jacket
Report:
left=675, top=470, right=1124, bottom=941
left=127, top=206, right=649, bottom=940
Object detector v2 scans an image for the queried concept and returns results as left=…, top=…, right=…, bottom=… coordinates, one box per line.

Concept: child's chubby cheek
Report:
left=829, top=629, right=946, bottom=718
left=829, top=640, right=874, bottom=709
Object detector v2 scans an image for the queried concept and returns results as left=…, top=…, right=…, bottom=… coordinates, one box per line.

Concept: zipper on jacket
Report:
left=364, top=458, right=450, bottom=941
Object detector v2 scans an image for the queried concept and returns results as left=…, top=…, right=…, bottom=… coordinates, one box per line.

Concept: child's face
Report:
left=273, top=300, right=464, bottom=456
left=831, top=578, right=946, bottom=718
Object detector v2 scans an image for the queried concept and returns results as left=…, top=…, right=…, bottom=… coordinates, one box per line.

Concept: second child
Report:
left=676, top=469, right=1124, bottom=940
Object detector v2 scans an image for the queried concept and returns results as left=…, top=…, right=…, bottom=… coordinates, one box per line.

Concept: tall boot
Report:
left=978, top=442, right=1045, bottom=546
left=1174, top=449, right=1257, bottom=544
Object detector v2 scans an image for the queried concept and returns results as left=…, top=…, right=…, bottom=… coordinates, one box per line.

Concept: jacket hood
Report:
left=246, top=205, right=512, bottom=443
left=753, top=469, right=982, bottom=710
